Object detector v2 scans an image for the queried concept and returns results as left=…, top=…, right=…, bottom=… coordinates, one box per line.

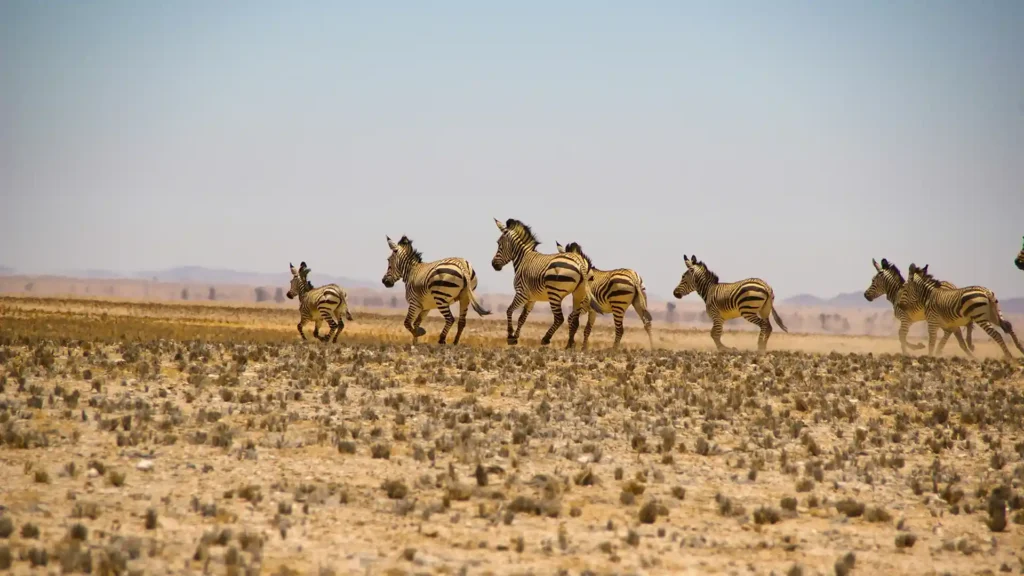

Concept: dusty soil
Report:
left=1, top=296, right=1024, bottom=575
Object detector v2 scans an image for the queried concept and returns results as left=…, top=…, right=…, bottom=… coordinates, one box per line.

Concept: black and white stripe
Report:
left=673, top=255, right=788, bottom=352
left=381, top=235, right=490, bottom=344
left=491, top=218, right=593, bottom=349
left=1015, top=236, right=1024, bottom=271
left=286, top=262, right=353, bottom=343
left=556, top=241, right=653, bottom=349
left=906, top=263, right=1023, bottom=360
left=864, top=258, right=974, bottom=354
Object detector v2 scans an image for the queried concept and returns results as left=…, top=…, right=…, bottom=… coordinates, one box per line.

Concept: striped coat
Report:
left=286, top=262, right=353, bottom=343
left=1015, top=236, right=1024, bottom=271
left=906, top=263, right=1023, bottom=360
left=864, top=258, right=973, bottom=354
left=491, top=218, right=593, bottom=349
left=673, top=254, right=787, bottom=352
left=556, top=241, right=653, bottom=349
left=382, top=235, right=490, bottom=344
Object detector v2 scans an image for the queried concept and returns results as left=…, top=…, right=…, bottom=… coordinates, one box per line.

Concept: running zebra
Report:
left=381, top=235, right=490, bottom=344
left=491, top=218, right=593, bottom=349
left=555, top=241, right=653, bottom=349
left=905, top=263, right=1024, bottom=360
left=286, top=262, right=353, bottom=343
left=1015, top=236, right=1024, bottom=271
left=863, top=258, right=974, bottom=355
left=672, top=255, right=788, bottom=352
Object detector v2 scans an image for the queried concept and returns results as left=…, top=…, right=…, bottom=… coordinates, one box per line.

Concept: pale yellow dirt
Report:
left=1, top=296, right=1023, bottom=576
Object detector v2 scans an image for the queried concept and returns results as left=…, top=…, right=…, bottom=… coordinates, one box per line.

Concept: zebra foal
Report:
left=286, top=262, right=353, bottom=343
left=863, top=258, right=973, bottom=355
left=906, top=263, right=1024, bottom=360
left=381, top=235, right=490, bottom=344
left=672, top=255, right=787, bottom=352
left=555, top=241, right=653, bottom=349
left=491, top=218, right=593, bottom=349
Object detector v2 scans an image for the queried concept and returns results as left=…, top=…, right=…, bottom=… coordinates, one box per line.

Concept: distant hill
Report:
left=133, top=266, right=378, bottom=289
left=1003, top=298, right=1024, bottom=315
left=0, top=266, right=13, bottom=276
left=784, top=291, right=890, bottom=309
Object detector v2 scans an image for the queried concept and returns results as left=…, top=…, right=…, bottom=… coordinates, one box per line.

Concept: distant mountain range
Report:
left=783, top=292, right=890, bottom=309
left=2, top=266, right=1021, bottom=312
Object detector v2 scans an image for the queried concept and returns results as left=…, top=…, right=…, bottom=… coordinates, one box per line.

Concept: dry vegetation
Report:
left=1, top=295, right=1024, bottom=575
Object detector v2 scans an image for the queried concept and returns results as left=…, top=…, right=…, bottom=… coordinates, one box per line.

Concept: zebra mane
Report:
left=505, top=218, right=540, bottom=248
left=909, top=264, right=941, bottom=289
left=880, top=259, right=905, bottom=283
left=397, top=235, right=423, bottom=263
left=563, top=242, right=594, bottom=269
left=690, top=257, right=719, bottom=284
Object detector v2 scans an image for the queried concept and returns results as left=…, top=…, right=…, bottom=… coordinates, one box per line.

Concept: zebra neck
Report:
left=884, top=280, right=903, bottom=304
left=694, top=277, right=715, bottom=300
left=510, top=247, right=539, bottom=272
left=400, top=259, right=421, bottom=283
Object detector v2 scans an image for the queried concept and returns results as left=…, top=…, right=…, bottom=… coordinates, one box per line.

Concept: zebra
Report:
left=286, top=262, right=353, bottom=343
left=905, top=263, right=1024, bottom=360
left=491, top=218, right=593, bottom=349
left=555, top=241, right=653, bottom=349
left=1016, top=236, right=1024, bottom=271
left=381, top=235, right=491, bottom=344
left=672, top=254, right=788, bottom=352
left=863, top=258, right=974, bottom=355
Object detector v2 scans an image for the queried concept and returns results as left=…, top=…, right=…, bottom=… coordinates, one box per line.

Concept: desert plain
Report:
left=1, top=294, right=1024, bottom=576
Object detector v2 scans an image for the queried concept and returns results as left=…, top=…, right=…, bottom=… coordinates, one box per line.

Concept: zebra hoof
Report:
left=540, top=338, right=552, bottom=346
left=506, top=337, right=518, bottom=345
left=414, top=327, right=426, bottom=337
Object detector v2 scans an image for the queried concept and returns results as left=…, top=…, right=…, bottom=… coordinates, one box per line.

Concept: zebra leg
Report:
left=570, top=287, right=592, bottom=351
left=710, top=317, right=733, bottom=351
left=436, top=303, right=456, bottom=345
left=505, top=293, right=527, bottom=344
left=977, top=320, right=1014, bottom=360
left=948, top=328, right=974, bottom=359
left=512, top=302, right=534, bottom=344
left=541, top=297, right=565, bottom=346
left=611, top=307, right=626, bottom=348
left=583, top=308, right=596, bottom=348
left=331, top=311, right=346, bottom=343
left=934, top=329, right=954, bottom=356
left=403, top=305, right=425, bottom=342
left=898, top=319, right=923, bottom=354
left=965, top=321, right=975, bottom=352
left=745, top=313, right=772, bottom=353
left=633, top=303, right=654, bottom=350
left=412, top=309, right=430, bottom=340
left=452, top=294, right=470, bottom=345
left=926, top=321, right=939, bottom=357
left=297, top=319, right=307, bottom=340
left=313, top=321, right=321, bottom=340
left=319, top=310, right=338, bottom=343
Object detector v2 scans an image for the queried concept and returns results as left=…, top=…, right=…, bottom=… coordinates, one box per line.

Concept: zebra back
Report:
left=557, top=241, right=643, bottom=314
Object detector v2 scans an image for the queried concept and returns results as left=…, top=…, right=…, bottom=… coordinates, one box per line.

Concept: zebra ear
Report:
left=872, top=258, right=881, bottom=272
left=555, top=241, right=564, bottom=253
left=684, top=255, right=693, bottom=268
left=880, top=258, right=890, bottom=269
left=494, top=218, right=507, bottom=233
left=290, top=262, right=297, bottom=276
left=387, top=236, right=397, bottom=251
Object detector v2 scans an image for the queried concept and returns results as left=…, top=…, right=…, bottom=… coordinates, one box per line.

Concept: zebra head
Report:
left=865, top=258, right=903, bottom=302
left=492, top=218, right=538, bottom=271
left=383, top=236, right=421, bottom=287
left=903, top=263, right=939, bottom=303
left=286, top=262, right=311, bottom=299
left=1016, top=236, right=1024, bottom=271
left=674, top=255, right=714, bottom=299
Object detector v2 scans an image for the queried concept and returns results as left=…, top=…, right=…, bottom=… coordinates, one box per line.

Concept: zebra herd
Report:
left=284, top=222, right=1024, bottom=359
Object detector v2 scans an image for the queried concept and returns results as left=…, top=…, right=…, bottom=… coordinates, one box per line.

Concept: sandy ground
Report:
left=1, top=296, right=1024, bottom=575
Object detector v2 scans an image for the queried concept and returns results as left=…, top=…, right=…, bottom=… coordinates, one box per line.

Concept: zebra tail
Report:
left=633, top=284, right=653, bottom=322
left=466, top=286, right=491, bottom=316
left=987, top=294, right=1011, bottom=333
left=771, top=306, right=789, bottom=333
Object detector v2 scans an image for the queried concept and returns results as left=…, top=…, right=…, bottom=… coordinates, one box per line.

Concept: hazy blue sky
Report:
left=2, top=1, right=1022, bottom=298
